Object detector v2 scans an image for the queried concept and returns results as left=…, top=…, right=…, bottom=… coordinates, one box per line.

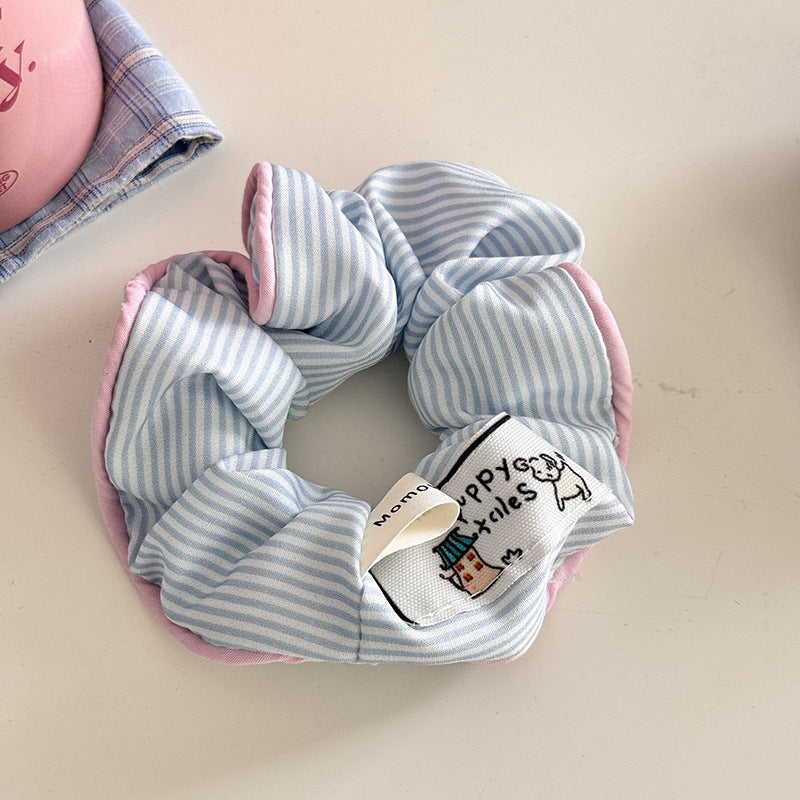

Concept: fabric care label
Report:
left=369, top=414, right=613, bottom=626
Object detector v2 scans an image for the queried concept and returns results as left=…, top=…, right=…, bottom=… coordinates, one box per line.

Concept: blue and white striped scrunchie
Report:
left=92, top=161, right=634, bottom=664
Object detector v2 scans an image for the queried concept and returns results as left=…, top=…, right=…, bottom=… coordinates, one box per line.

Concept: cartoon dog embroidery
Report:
left=530, top=452, right=591, bottom=511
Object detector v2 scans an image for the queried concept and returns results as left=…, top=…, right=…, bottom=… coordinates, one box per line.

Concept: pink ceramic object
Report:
left=0, top=0, right=103, bottom=233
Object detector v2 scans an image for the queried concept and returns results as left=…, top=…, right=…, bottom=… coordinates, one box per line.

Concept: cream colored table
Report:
left=2, top=2, right=798, bottom=797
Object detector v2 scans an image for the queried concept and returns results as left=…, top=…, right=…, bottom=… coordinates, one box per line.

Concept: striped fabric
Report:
left=99, top=161, right=634, bottom=663
left=0, top=0, right=222, bottom=283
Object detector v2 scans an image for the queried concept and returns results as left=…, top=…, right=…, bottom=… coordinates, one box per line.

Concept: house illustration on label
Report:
left=433, top=531, right=504, bottom=597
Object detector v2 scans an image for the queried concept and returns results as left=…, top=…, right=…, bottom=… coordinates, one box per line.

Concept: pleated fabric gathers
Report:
left=91, top=161, right=635, bottom=664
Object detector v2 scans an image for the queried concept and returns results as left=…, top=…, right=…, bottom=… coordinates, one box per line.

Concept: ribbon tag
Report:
left=360, top=474, right=459, bottom=576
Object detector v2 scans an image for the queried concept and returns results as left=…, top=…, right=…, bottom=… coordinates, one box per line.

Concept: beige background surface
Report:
left=2, top=1, right=798, bottom=798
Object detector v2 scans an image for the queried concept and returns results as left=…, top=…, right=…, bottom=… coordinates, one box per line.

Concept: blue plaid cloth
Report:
left=0, top=0, right=222, bottom=283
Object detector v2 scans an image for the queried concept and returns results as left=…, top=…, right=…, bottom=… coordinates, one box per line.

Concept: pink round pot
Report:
left=0, top=0, right=103, bottom=233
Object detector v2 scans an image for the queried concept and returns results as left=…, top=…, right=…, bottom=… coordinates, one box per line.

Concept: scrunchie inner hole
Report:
left=282, top=350, right=439, bottom=507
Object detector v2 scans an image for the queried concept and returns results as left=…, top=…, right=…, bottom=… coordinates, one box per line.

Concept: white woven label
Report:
left=360, top=474, right=459, bottom=576
left=369, top=414, right=612, bottom=626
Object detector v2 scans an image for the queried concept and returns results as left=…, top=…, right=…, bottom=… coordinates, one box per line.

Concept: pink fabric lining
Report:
left=241, top=162, right=278, bottom=324
left=90, top=251, right=303, bottom=664
left=542, top=261, right=633, bottom=613
left=560, top=262, right=633, bottom=466
left=486, top=262, right=633, bottom=663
